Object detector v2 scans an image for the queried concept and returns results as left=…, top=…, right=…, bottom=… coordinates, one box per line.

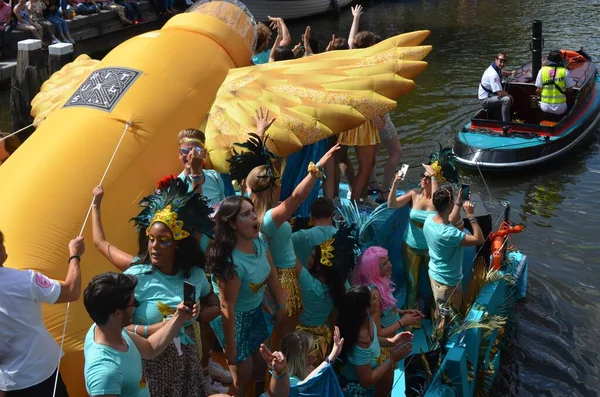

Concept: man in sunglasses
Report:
left=478, top=53, right=515, bottom=122
left=83, top=272, right=198, bottom=397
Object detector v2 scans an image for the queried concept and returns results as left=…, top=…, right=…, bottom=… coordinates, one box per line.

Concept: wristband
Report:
left=325, top=357, right=335, bottom=365
left=468, top=218, right=478, bottom=223
left=269, top=368, right=288, bottom=380
left=134, top=325, right=139, bottom=335
left=143, top=325, right=148, bottom=338
left=189, top=174, right=203, bottom=181
left=431, top=176, right=438, bottom=181
left=397, top=318, right=403, bottom=329
left=455, top=202, right=462, bottom=207
left=307, top=162, right=324, bottom=179
left=68, top=255, right=81, bottom=263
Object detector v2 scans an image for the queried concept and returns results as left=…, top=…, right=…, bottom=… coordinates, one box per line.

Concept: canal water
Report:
left=1, top=0, right=599, bottom=395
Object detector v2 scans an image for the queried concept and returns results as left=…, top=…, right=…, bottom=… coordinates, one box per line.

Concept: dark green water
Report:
left=1, top=1, right=599, bottom=395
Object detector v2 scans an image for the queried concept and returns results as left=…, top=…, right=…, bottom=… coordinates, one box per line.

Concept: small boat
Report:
left=243, top=0, right=353, bottom=22
left=453, top=20, right=600, bottom=172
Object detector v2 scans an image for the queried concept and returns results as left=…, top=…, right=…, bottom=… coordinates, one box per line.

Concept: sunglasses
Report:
left=126, top=298, right=140, bottom=309
left=421, top=173, right=431, bottom=179
left=179, top=146, right=204, bottom=156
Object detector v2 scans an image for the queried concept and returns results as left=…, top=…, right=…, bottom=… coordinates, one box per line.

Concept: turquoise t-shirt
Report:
left=261, top=209, right=296, bottom=269
left=423, top=215, right=466, bottom=286
left=211, top=237, right=271, bottom=312
left=124, top=265, right=211, bottom=331
left=380, top=305, right=400, bottom=329
left=298, top=267, right=333, bottom=326
left=84, top=325, right=150, bottom=397
left=340, top=320, right=381, bottom=381
left=290, top=375, right=301, bottom=387
left=292, top=225, right=337, bottom=267
left=178, top=169, right=225, bottom=207
left=403, top=208, right=436, bottom=250
left=252, top=49, right=270, bottom=65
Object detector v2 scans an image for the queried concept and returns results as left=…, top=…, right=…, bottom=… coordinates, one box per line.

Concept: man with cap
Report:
left=535, top=50, right=575, bottom=120
left=478, top=53, right=515, bottom=122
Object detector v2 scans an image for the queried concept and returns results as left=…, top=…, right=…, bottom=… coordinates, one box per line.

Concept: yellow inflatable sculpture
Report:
left=0, top=0, right=431, bottom=394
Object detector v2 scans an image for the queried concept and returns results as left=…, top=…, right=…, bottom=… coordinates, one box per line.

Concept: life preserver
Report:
left=489, top=222, right=524, bottom=270
left=560, top=49, right=585, bottom=64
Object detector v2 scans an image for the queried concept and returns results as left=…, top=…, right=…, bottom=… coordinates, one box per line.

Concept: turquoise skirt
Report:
left=210, top=305, right=268, bottom=363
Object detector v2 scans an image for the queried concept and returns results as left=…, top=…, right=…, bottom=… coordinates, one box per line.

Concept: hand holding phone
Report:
left=397, top=164, right=409, bottom=180
left=461, top=184, right=470, bottom=201
left=183, top=281, right=196, bottom=311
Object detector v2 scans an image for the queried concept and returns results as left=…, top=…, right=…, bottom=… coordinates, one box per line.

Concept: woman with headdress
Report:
left=386, top=148, right=460, bottom=320
left=337, top=285, right=413, bottom=397
left=206, top=195, right=286, bottom=397
left=353, top=246, right=424, bottom=396
left=229, top=108, right=340, bottom=348
left=294, top=225, right=359, bottom=364
left=123, top=177, right=220, bottom=397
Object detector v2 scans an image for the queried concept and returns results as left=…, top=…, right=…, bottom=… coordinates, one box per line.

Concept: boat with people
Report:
left=453, top=20, right=600, bottom=172
left=243, top=0, right=353, bottom=22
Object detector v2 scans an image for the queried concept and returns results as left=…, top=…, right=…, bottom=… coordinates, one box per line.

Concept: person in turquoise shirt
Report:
left=353, top=246, right=424, bottom=395
left=292, top=197, right=337, bottom=267
left=337, top=286, right=413, bottom=397
left=206, top=196, right=286, bottom=397
left=387, top=164, right=440, bottom=316
left=125, top=178, right=220, bottom=397
left=83, top=272, right=198, bottom=397
left=252, top=17, right=291, bottom=65
left=246, top=138, right=340, bottom=348
left=176, top=128, right=226, bottom=207
left=423, top=188, right=484, bottom=339
left=295, top=224, right=358, bottom=363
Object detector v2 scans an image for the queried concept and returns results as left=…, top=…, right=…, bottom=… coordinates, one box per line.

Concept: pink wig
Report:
left=354, top=246, right=397, bottom=310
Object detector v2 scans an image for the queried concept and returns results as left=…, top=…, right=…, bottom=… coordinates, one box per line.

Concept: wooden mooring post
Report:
left=49, top=43, right=74, bottom=74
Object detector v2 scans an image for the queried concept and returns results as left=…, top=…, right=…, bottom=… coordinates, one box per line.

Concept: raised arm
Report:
left=348, top=4, right=363, bottom=49
left=218, top=274, right=241, bottom=365
left=387, top=175, right=415, bottom=209
left=91, top=186, right=135, bottom=271
left=260, top=344, right=290, bottom=397
left=268, top=16, right=291, bottom=47
left=303, top=25, right=313, bottom=57
left=269, top=144, right=340, bottom=228
left=304, top=326, right=344, bottom=382
left=128, top=302, right=198, bottom=360
left=461, top=201, right=485, bottom=246
left=55, top=237, right=85, bottom=303
left=269, top=34, right=282, bottom=63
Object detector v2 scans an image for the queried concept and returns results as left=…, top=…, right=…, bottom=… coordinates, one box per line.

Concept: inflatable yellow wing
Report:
left=1, top=1, right=431, bottom=394
left=206, top=31, right=431, bottom=172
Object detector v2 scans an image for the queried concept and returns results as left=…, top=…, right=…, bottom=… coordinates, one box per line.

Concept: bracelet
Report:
left=68, top=255, right=81, bottom=263
left=325, top=357, right=334, bottom=365
left=143, top=325, right=148, bottom=338
left=455, top=202, right=461, bottom=207
left=269, top=368, right=288, bottom=380
left=468, top=218, right=478, bottom=223
left=431, top=176, right=438, bottom=181
left=189, top=174, right=203, bottom=181
left=307, top=162, right=324, bottom=179
left=397, top=319, right=403, bottom=329
left=134, top=325, right=139, bottom=335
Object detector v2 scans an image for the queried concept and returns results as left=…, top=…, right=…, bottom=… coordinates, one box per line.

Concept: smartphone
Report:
left=183, top=281, right=196, bottom=311
left=461, top=184, right=470, bottom=201
left=397, top=164, right=410, bottom=180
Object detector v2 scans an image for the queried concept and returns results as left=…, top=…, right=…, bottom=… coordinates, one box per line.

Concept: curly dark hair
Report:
left=206, top=196, right=254, bottom=281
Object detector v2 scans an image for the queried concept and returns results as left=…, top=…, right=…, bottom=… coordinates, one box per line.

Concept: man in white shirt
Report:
left=0, top=230, right=85, bottom=396
left=478, top=53, right=515, bottom=122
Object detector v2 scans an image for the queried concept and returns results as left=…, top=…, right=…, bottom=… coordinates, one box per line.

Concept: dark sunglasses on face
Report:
left=421, top=173, right=431, bottom=179
left=126, top=299, right=140, bottom=309
left=179, top=146, right=204, bottom=156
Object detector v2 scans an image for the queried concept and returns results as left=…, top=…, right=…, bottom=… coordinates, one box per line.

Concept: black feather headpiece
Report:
left=131, top=177, right=214, bottom=240
left=227, top=133, right=279, bottom=188
left=319, top=224, right=360, bottom=279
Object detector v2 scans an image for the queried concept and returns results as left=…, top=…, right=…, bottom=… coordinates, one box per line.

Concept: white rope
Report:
left=0, top=124, right=34, bottom=142
left=52, top=121, right=132, bottom=397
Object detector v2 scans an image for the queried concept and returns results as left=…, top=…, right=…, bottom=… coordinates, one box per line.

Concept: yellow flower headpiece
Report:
left=147, top=204, right=190, bottom=240
left=430, top=160, right=446, bottom=182
left=319, top=238, right=336, bottom=267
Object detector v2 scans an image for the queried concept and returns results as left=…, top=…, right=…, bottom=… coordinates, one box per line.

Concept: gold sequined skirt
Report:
left=276, top=267, right=304, bottom=317
left=377, top=346, right=397, bottom=369
left=337, top=120, right=380, bottom=147
left=296, top=323, right=332, bottom=363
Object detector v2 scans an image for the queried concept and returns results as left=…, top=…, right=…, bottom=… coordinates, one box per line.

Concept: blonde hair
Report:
left=177, top=129, right=205, bottom=147
left=246, top=165, right=277, bottom=227
left=281, top=331, right=313, bottom=381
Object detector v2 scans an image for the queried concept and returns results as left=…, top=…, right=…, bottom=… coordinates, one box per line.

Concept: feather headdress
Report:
left=131, top=177, right=214, bottom=240
left=319, top=224, right=360, bottom=279
left=427, top=144, right=459, bottom=184
left=227, top=133, right=279, bottom=187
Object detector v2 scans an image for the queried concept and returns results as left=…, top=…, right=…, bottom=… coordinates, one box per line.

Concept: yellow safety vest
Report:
left=541, top=66, right=567, bottom=105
